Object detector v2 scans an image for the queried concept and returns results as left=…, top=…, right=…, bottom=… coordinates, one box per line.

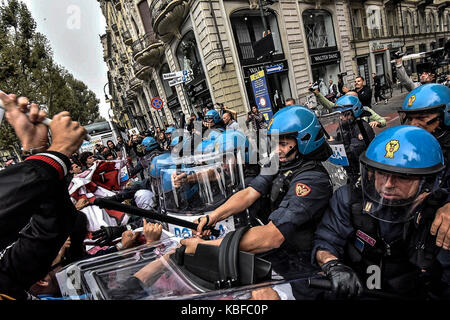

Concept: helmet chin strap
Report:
left=284, top=144, right=298, bottom=159
left=279, top=145, right=301, bottom=170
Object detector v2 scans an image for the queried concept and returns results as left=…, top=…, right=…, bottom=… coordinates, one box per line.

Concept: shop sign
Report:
left=310, top=51, right=341, bottom=65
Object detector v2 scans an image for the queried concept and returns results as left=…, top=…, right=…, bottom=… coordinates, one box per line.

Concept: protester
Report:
left=371, top=72, right=388, bottom=105
left=310, top=86, right=386, bottom=128
left=0, top=92, right=86, bottom=300
left=354, top=76, right=372, bottom=108
left=285, top=98, right=296, bottom=106
left=106, top=140, right=118, bottom=159
left=245, top=106, right=267, bottom=131
left=222, top=110, right=240, bottom=130
left=79, top=151, right=95, bottom=170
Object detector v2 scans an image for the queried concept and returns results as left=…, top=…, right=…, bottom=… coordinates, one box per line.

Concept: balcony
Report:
left=126, top=89, right=137, bottom=99
left=129, top=77, right=143, bottom=93
left=122, top=30, right=133, bottom=46
left=120, top=53, right=128, bottom=64
left=111, top=23, right=119, bottom=36
left=133, top=62, right=152, bottom=81
left=150, top=0, right=191, bottom=43
left=132, top=34, right=165, bottom=67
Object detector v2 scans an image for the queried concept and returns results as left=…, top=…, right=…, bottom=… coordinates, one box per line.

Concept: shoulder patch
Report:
left=295, top=182, right=311, bottom=197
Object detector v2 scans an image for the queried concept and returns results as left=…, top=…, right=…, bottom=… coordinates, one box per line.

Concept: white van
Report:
left=79, top=120, right=121, bottom=153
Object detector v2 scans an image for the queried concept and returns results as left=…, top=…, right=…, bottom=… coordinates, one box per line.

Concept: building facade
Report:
left=98, top=0, right=450, bottom=130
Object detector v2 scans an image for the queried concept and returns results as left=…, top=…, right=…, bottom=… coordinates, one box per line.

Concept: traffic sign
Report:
left=163, top=70, right=192, bottom=80
left=151, top=97, right=164, bottom=110
left=265, top=63, right=284, bottom=74
left=168, top=75, right=192, bottom=87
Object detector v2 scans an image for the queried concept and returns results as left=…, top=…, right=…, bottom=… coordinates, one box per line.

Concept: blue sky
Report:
left=21, top=0, right=110, bottom=120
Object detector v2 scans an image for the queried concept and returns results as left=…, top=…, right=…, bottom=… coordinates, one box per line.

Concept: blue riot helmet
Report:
left=165, top=126, right=176, bottom=135
left=141, top=136, right=159, bottom=152
left=205, top=109, right=221, bottom=124
left=359, top=125, right=445, bottom=223
left=399, top=84, right=450, bottom=130
left=194, top=136, right=217, bottom=155
left=267, top=105, right=329, bottom=160
left=149, top=152, right=172, bottom=179
left=334, top=95, right=364, bottom=118
left=214, top=130, right=250, bottom=163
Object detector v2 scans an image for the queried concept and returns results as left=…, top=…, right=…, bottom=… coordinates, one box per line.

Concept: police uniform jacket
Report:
left=248, top=162, right=333, bottom=254
left=312, top=184, right=450, bottom=298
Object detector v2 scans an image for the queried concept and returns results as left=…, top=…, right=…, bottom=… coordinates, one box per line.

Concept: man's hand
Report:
left=369, top=121, right=380, bottom=128
left=250, top=287, right=280, bottom=300
left=321, top=259, right=363, bottom=299
left=1, top=93, right=49, bottom=150
left=47, top=111, right=87, bottom=157
left=195, top=214, right=218, bottom=236
left=143, top=219, right=162, bottom=244
left=180, top=236, right=206, bottom=254
left=431, top=202, right=450, bottom=250
left=171, top=172, right=188, bottom=188
left=75, top=198, right=90, bottom=210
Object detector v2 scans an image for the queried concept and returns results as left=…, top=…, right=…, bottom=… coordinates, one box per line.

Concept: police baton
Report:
left=93, top=198, right=221, bottom=237
left=308, top=278, right=411, bottom=300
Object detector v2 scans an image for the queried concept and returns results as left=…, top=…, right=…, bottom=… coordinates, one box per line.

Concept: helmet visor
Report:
left=360, top=163, right=431, bottom=223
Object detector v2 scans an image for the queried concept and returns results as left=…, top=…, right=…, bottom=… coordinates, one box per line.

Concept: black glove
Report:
left=321, top=259, right=363, bottom=299
left=91, top=225, right=127, bottom=246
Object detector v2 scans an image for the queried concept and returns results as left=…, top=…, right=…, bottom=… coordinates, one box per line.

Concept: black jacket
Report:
left=356, top=85, right=373, bottom=108
left=0, top=151, right=78, bottom=299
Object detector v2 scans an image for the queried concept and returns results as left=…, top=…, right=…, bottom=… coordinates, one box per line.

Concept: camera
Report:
left=392, top=50, right=405, bottom=60
left=308, top=81, right=320, bottom=92
left=337, top=72, right=347, bottom=79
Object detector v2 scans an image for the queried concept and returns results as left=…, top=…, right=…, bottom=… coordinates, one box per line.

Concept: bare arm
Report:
left=316, top=250, right=338, bottom=267
left=238, top=222, right=284, bottom=254
left=196, top=187, right=261, bottom=234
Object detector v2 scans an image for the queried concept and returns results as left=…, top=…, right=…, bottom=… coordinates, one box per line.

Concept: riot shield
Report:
left=319, top=112, right=350, bottom=191
left=158, top=152, right=246, bottom=239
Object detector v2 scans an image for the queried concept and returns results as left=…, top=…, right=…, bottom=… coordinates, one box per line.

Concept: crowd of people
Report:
left=1, top=55, right=450, bottom=301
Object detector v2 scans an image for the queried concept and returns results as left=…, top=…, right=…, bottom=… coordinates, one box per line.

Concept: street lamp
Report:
left=103, top=82, right=111, bottom=103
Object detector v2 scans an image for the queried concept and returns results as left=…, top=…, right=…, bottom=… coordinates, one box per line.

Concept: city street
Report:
left=371, top=85, right=409, bottom=133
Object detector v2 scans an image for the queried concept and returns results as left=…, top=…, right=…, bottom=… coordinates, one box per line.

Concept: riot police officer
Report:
left=331, top=95, right=375, bottom=184
left=398, top=84, right=450, bottom=250
left=204, top=109, right=226, bottom=131
left=313, top=125, right=450, bottom=299
left=182, top=106, right=334, bottom=298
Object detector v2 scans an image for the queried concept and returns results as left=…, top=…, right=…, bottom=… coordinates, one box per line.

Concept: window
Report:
left=176, top=31, right=203, bottom=79
left=404, top=11, right=413, bottom=35
left=230, top=9, right=284, bottom=64
left=84, top=121, right=112, bottom=135
left=302, top=10, right=336, bottom=51
left=159, top=63, right=176, bottom=98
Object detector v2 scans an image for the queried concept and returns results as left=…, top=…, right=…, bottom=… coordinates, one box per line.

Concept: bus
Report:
left=79, top=120, right=122, bottom=153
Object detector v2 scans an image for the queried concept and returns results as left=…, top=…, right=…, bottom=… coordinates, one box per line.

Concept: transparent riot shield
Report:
left=55, top=231, right=179, bottom=299
left=319, top=112, right=350, bottom=191
left=158, top=152, right=246, bottom=239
